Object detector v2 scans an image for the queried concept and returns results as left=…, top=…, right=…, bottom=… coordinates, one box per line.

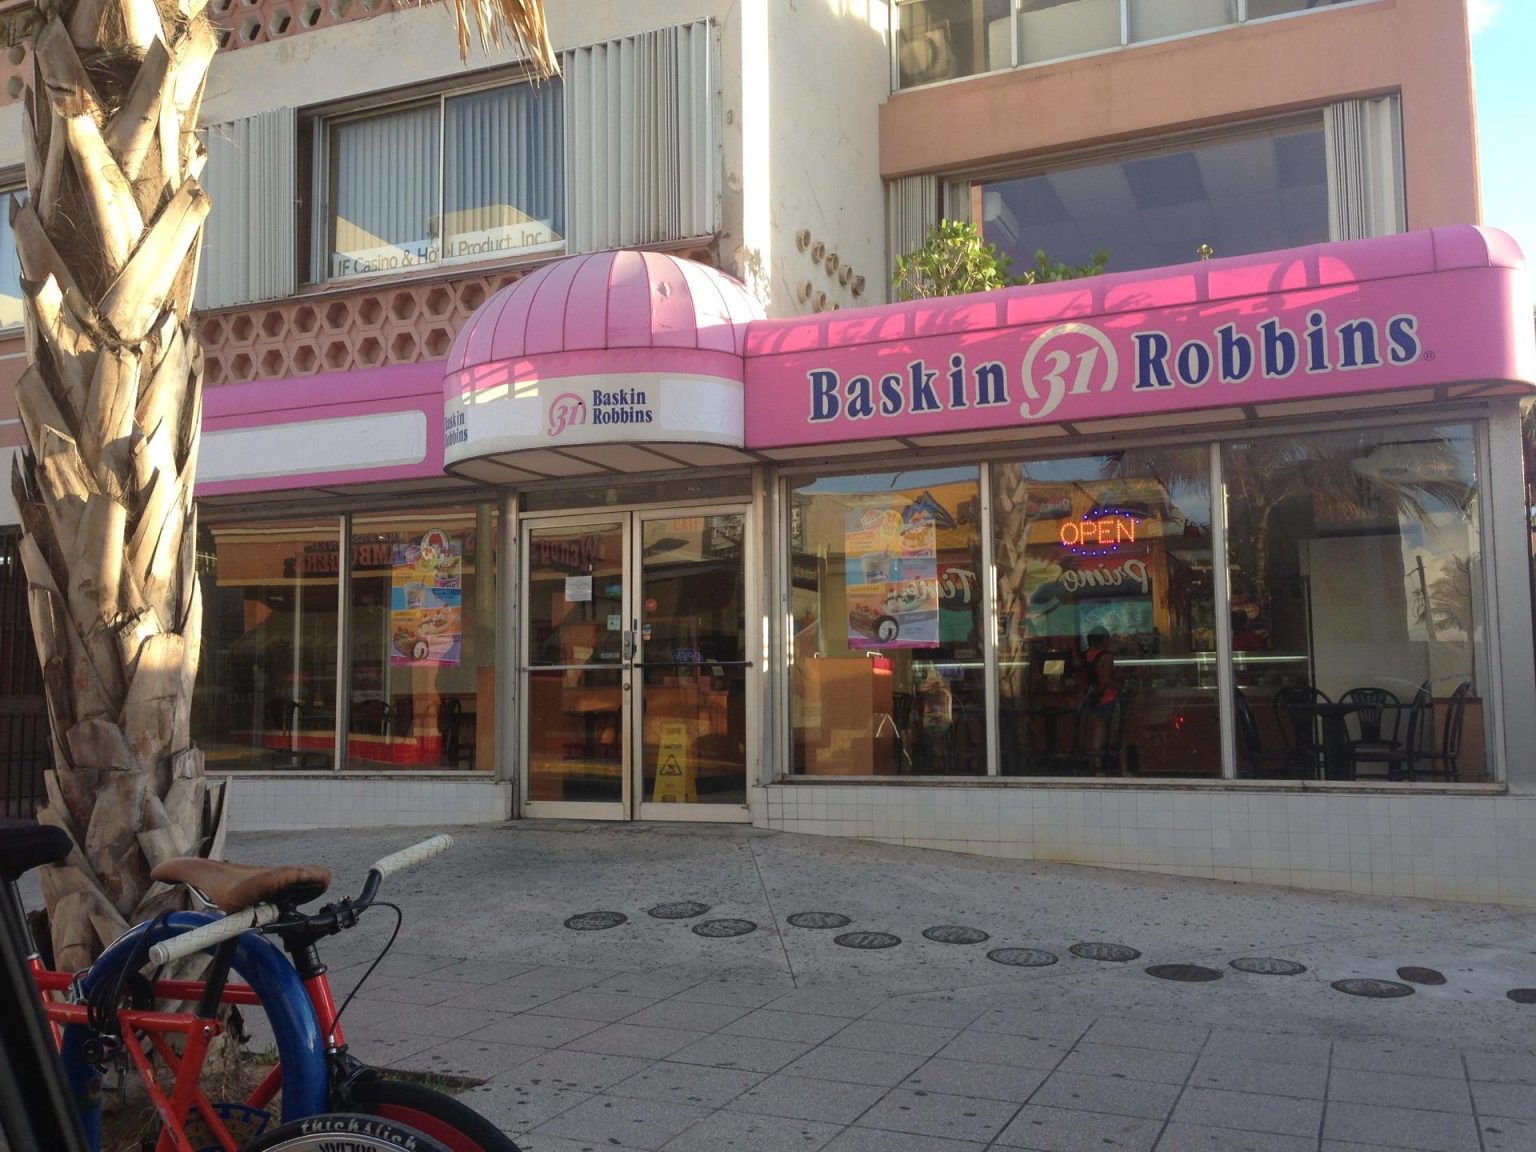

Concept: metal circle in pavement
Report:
left=1070, top=942, right=1141, bottom=962
left=1331, top=978, right=1415, bottom=999
left=987, top=948, right=1058, bottom=968
left=787, top=912, right=851, bottom=930
left=1146, top=963, right=1223, bottom=983
left=923, top=926, right=990, bottom=945
left=834, top=931, right=902, bottom=950
left=691, top=918, right=758, bottom=938
left=1230, top=957, right=1308, bottom=976
left=1397, top=966, right=1446, bottom=986
left=564, top=911, right=627, bottom=931
left=647, top=901, right=711, bottom=920
left=1507, top=989, right=1536, bottom=1004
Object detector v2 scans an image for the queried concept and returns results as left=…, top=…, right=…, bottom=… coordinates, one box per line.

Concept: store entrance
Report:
left=521, top=507, right=752, bottom=821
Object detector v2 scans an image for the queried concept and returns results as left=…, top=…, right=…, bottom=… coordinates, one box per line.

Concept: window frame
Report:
left=0, top=176, right=26, bottom=335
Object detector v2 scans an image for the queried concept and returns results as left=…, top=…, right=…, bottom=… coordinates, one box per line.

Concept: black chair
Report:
left=1273, top=685, right=1330, bottom=778
left=351, top=698, right=391, bottom=737
left=1037, top=692, right=1128, bottom=776
left=1234, top=688, right=1295, bottom=778
left=1340, top=687, right=1402, bottom=777
left=1410, top=681, right=1472, bottom=782
left=438, top=697, right=477, bottom=768
left=1352, top=680, right=1432, bottom=781
left=266, top=697, right=331, bottom=770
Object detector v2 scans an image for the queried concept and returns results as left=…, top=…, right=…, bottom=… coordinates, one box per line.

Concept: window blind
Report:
left=196, top=108, right=297, bottom=309
left=1325, top=94, right=1405, bottom=241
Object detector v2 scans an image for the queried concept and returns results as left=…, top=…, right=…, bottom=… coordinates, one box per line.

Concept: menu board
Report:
left=843, top=505, right=940, bottom=650
left=390, top=528, right=463, bottom=666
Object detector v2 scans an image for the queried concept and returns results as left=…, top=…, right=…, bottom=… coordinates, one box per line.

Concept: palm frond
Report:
left=450, top=0, right=558, bottom=74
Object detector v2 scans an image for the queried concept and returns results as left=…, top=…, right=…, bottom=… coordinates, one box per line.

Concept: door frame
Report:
left=518, top=502, right=757, bottom=822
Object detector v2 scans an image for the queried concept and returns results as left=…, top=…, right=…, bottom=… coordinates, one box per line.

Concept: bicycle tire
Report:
left=240, top=1112, right=452, bottom=1151
left=348, top=1076, right=521, bottom=1152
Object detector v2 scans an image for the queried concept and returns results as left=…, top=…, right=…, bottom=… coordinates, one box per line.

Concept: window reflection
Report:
left=993, top=450, right=1217, bottom=777
left=790, top=469, right=984, bottom=776
left=1225, top=425, right=1488, bottom=781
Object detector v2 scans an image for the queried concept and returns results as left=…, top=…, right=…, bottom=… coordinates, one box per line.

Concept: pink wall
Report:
left=882, top=0, right=1479, bottom=232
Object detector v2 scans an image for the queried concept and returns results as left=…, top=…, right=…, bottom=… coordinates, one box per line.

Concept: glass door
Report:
left=521, top=507, right=751, bottom=821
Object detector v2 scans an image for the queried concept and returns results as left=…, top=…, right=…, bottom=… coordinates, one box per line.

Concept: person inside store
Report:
left=1079, top=626, right=1119, bottom=707
left=1231, top=609, right=1265, bottom=652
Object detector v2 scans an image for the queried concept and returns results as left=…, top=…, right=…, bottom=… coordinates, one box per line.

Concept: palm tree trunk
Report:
left=12, top=0, right=220, bottom=970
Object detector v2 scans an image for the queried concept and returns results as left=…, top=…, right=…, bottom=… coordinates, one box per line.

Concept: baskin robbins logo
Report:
left=546, top=393, right=588, bottom=437
left=804, top=309, right=1422, bottom=425
left=546, top=388, right=657, bottom=438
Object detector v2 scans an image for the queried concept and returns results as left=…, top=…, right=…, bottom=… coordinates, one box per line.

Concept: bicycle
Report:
left=2, top=820, right=519, bottom=1152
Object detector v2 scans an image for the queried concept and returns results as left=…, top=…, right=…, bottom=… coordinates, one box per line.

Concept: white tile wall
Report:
left=757, top=784, right=1536, bottom=907
left=221, top=775, right=513, bottom=831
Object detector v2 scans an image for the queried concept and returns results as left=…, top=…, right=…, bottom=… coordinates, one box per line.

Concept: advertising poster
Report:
left=844, top=505, right=940, bottom=649
left=390, top=527, right=463, bottom=666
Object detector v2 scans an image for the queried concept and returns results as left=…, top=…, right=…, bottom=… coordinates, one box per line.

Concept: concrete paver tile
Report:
left=591, top=972, right=706, bottom=999
left=459, top=1080, right=593, bottom=1134
left=1329, top=1067, right=1472, bottom=1113
left=1187, top=1053, right=1328, bottom=1099
left=466, top=1013, right=608, bottom=1048
left=659, top=1109, right=842, bottom=1152
left=1153, top=1121, right=1317, bottom=1151
left=821, top=1127, right=985, bottom=1152
left=1331, top=1039, right=1465, bottom=1080
left=1470, top=1079, right=1536, bottom=1120
left=995, top=1103, right=1163, bottom=1151
left=1323, top=1102, right=1481, bottom=1152
left=564, top=1023, right=709, bottom=1060
left=901, top=1056, right=1048, bottom=1102
left=370, top=951, right=465, bottom=980
left=398, top=1038, right=542, bottom=1079
left=1322, top=1143, right=1429, bottom=1152
left=1081, top=1019, right=1209, bottom=1055
left=623, top=998, right=754, bottom=1033
left=668, top=1033, right=814, bottom=1074
left=1171, top=1086, right=1323, bottom=1137
left=503, top=1048, right=654, bottom=1092
left=935, top=1029, right=1072, bottom=1070
left=732, top=1071, right=887, bottom=1124
left=1202, top=1030, right=1332, bottom=1068
left=517, top=1137, right=649, bottom=1152
left=673, top=980, right=791, bottom=1007
left=863, top=998, right=988, bottom=1030
left=607, top=1061, right=766, bottom=1109
left=1479, top=1114, right=1536, bottom=1151
left=972, top=1008, right=1095, bottom=1042
left=827, top=1020, right=961, bottom=1056
left=855, top=1086, right=1019, bottom=1143
left=726, top=1009, right=855, bottom=1044
left=1056, top=1041, right=1196, bottom=1085
left=529, top=991, right=658, bottom=1022
left=768, top=987, right=889, bottom=1018
left=779, top=1045, right=929, bottom=1087
left=366, top=977, right=488, bottom=1005
left=447, top=982, right=572, bottom=1012
left=1030, top=1071, right=1180, bottom=1121
left=503, top=965, right=617, bottom=992
left=347, top=1001, right=495, bottom=1038
left=336, top=1026, right=443, bottom=1067
left=1465, top=1050, right=1536, bottom=1085
left=533, top=1094, right=712, bottom=1151
left=430, top=957, right=540, bottom=984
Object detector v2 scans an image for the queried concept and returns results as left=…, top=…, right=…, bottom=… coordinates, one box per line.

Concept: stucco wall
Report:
left=879, top=0, right=1479, bottom=232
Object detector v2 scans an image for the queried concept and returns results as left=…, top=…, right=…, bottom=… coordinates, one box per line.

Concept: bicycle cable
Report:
left=86, top=911, right=171, bottom=1035
left=327, top=901, right=402, bottom=1041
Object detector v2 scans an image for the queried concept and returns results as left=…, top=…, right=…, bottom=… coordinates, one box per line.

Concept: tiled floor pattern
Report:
left=329, top=957, right=1536, bottom=1152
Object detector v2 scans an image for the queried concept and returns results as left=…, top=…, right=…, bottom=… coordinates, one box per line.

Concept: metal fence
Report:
left=1, top=530, right=52, bottom=819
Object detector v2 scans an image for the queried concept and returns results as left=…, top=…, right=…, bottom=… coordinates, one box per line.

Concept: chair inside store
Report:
left=439, top=698, right=476, bottom=768
left=1340, top=686, right=1402, bottom=777
left=1234, top=688, right=1294, bottom=778
left=351, top=698, right=391, bottom=737
left=1036, top=692, right=1128, bottom=776
left=1351, top=680, right=1430, bottom=780
left=1409, top=680, right=1472, bottom=782
left=1272, top=685, right=1329, bottom=778
left=265, top=697, right=331, bottom=770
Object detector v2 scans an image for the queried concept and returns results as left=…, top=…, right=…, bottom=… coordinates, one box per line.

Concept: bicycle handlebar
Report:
left=143, top=834, right=455, bottom=969
left=146, top=904, right=280, bottom=967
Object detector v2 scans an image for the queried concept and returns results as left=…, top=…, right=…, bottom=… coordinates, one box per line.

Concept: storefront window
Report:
left=1224, top=424, right=1490, bottom=782
left=789, top=468, right=985, bottom=776
left=345, top=508, right=498, bottom=772
left=193, top=520, right=342, bottom=771
left=993, top=450, right=1218, bottom=777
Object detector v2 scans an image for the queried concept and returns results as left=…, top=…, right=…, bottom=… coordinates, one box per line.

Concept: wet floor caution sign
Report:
left=653, top=721, right=697, bottom=802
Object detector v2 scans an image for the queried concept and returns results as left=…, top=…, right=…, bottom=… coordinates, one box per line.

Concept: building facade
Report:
left=6, top=0, right=1536, bottom=905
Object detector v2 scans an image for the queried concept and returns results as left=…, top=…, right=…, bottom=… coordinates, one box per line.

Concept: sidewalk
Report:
left=227, top=821, right=1536, bottom=1152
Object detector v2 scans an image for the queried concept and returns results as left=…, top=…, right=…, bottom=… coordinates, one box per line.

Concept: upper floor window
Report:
left=974, top=119, right=1329, bottom=275
left=1, top=185, right=23, bottom=331
left=311, top=78, right=564, bottom=284
left=895, top=0, right=1357, bottom=89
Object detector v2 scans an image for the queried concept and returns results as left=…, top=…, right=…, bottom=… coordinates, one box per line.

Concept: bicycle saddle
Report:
left=0, top=820, right=72, bottom=882
left=151, top=857, right=332, bottom=913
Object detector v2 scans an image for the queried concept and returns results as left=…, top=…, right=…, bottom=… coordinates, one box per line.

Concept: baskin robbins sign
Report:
left=743, top=228, right=1536, bottom=449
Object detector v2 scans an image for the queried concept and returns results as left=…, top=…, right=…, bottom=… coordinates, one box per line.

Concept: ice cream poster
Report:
left=844, top=505, right=940, bottom=649
left=390, top=527, right=463, bottom=666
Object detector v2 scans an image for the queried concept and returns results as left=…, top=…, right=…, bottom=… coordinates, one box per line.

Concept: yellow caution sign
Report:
left=653, top=721, right=697, bottom=803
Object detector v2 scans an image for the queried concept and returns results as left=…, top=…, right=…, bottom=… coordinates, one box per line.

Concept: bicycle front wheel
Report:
left=349, top=1077, right=521, bottom=1152
left=241, top=1112, right=452, bottom=1151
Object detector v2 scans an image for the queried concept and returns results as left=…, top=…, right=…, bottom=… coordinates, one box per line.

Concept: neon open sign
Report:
left=1059, top=510, right=1141, bottom=557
